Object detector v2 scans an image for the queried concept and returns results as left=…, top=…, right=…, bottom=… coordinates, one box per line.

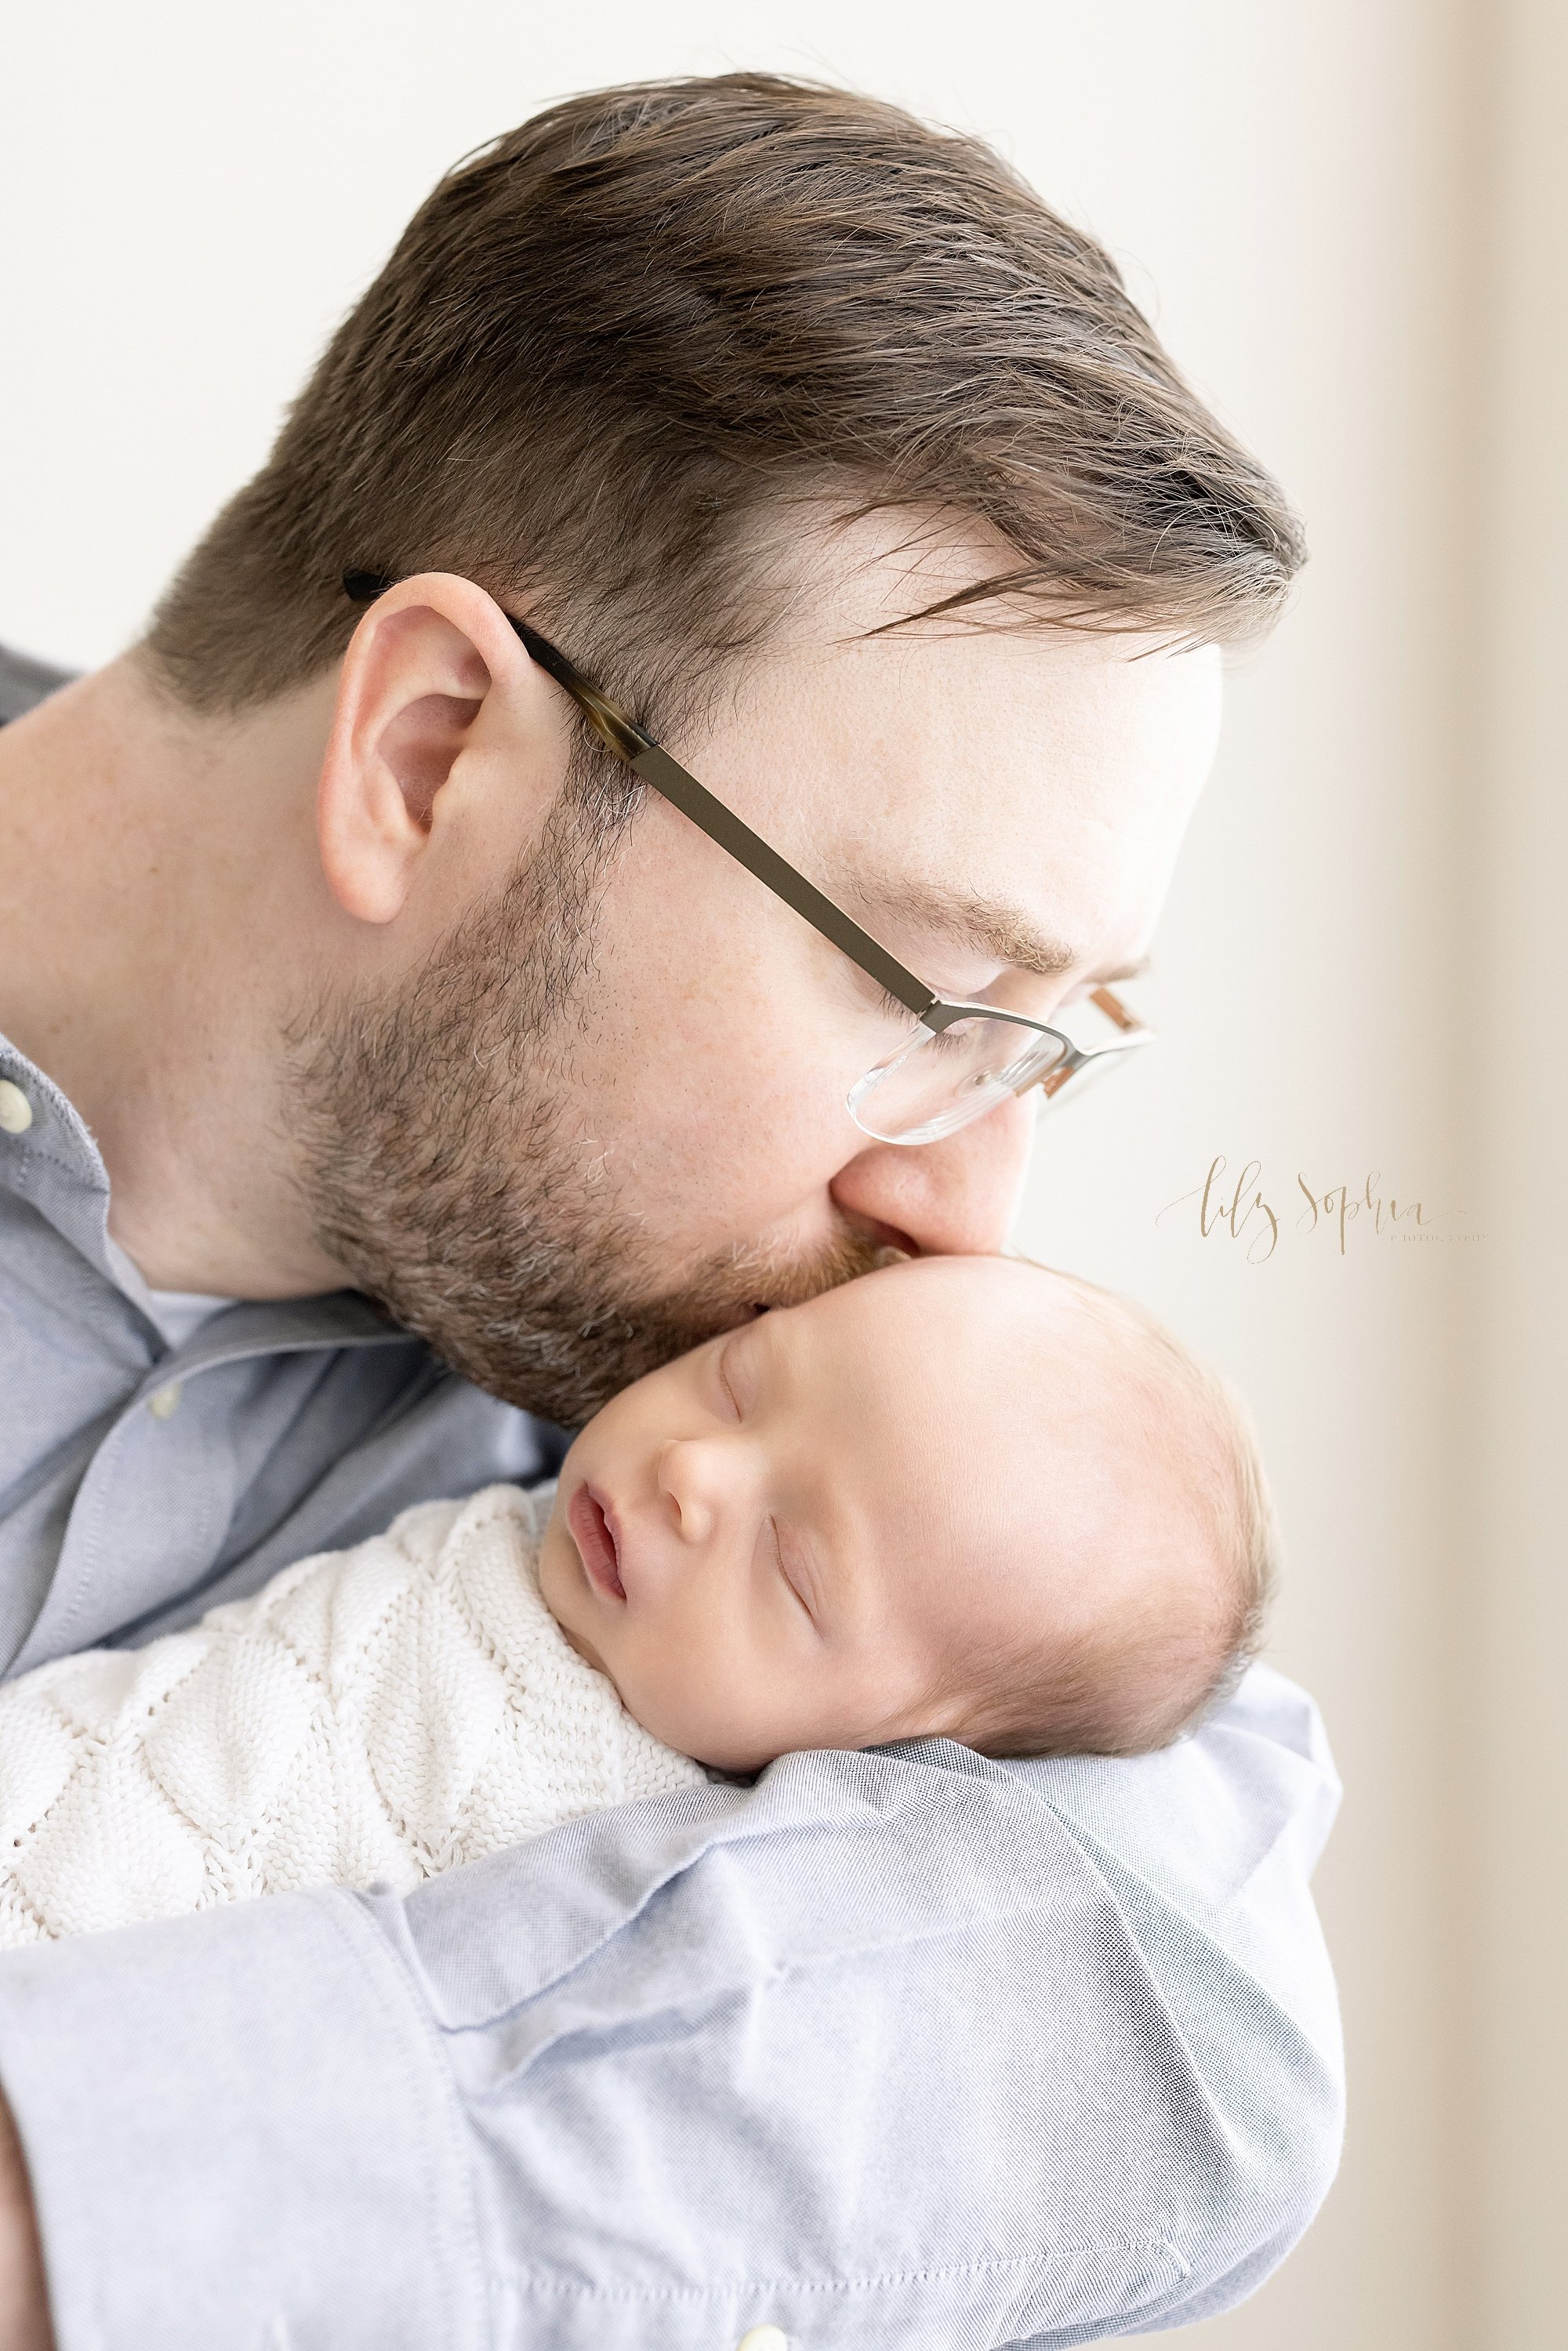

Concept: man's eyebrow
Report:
left=849, top=878, right=1146, bottom=986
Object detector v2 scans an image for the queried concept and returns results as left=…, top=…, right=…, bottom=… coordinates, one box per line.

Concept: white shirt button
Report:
left=0, top=1080, right=33, bottom=1136
left=147, top=1381, right=182, bottom=1420
left=735, top=2330, right=789, bottom=2351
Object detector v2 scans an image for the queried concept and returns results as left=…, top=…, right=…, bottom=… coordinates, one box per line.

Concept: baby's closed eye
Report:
left=768, top=1518, right=822, bottom=1627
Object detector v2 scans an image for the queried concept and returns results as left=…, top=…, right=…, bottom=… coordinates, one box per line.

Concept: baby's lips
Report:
left=568, top=1482, right=628, bottom=1602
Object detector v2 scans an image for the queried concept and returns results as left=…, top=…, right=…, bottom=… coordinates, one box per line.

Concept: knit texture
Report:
left=0, top=1483, right=706, bottom=1946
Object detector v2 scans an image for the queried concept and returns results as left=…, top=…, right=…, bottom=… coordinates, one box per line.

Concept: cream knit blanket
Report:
left=0, top=1483, right=706, bottom=1948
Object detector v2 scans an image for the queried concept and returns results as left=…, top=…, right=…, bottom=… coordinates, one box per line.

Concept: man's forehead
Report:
left=699, top=542, right=1219, bottom=985
left=738, top=535, right=1218, bottom=807
left=768, top=626, right=1218, bottom=982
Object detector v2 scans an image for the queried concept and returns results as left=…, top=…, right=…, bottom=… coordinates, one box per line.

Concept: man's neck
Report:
left=0, top=652, right=347, bottom=1297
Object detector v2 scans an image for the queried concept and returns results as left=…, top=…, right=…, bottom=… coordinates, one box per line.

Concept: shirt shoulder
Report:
left=0, top=644, right=78, bottom=725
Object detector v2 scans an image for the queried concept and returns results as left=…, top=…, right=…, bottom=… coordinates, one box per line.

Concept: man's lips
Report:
left=568, top=1483, right=627, bottom=1602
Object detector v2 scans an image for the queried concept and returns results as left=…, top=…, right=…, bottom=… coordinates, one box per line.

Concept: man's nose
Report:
left=828, top=1090, right=1037, bottom=1257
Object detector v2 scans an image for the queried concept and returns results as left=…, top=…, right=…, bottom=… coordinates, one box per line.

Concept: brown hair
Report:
left=144, top=71, right=1302, bottom=747
left=942, top=1272, right=1279, bottom=1761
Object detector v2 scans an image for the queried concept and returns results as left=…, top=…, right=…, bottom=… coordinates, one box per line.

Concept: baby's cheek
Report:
left=622, top=1645, right=767, bottom=1772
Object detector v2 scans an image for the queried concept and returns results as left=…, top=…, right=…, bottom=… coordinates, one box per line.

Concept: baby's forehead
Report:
left=814, top=1258, right=1206, bottom=1498
left=792, top=1261, right=1141, bottom=1476
left=817, top=1254, right=1104, bottom=1360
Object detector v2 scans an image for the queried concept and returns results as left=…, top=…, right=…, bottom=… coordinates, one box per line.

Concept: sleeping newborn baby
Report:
left=0, top=1256, right=1274, bottom=1947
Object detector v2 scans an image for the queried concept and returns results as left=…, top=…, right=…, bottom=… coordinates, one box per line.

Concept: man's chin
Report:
left=401, top=1226, right=904, bottom=1428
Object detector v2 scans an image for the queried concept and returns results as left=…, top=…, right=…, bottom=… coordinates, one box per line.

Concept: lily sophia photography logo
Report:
left=1157, top=1156, right=1486, bottom=1264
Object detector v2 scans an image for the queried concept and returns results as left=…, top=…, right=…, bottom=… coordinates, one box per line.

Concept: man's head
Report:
left=140, top=75, right=1301, bottom=1417
left=537, top=1255, right=1277, bottom=1774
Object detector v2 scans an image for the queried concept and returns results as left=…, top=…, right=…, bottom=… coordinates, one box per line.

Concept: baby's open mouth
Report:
left=568, top=1483, right=627, bottom=1602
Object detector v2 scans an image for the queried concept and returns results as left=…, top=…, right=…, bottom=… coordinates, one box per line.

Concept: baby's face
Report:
left=539, top=1256, right=1100, bottom=1771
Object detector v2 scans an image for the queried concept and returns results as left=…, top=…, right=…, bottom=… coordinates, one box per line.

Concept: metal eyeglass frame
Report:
left=343, top=571, right=1154, bottom=1136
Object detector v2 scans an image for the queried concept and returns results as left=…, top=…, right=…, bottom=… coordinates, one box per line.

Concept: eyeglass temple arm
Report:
left=342, top=573, right=935, bottom=1021
left=1088, top=985, right=1148, bottom=1033
left=516, top=622, right=938, bottom=1021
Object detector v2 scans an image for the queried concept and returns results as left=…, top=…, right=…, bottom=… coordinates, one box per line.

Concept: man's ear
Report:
left=316, top=574, right=550, bottom=926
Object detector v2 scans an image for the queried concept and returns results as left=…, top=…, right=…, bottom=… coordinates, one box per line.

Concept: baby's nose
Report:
left=655, top=1438, right=727, bottom=1544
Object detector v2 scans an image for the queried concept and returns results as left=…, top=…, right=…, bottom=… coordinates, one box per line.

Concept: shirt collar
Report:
left=0, top=1029, right=408, bottom=1358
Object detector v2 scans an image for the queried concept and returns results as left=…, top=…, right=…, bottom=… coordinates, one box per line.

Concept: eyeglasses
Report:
left=343, top=572, right=1154, bottom=1143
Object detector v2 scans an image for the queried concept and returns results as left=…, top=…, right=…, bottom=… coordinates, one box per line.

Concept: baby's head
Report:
left=539, top=1256, right=1275, bottom=1773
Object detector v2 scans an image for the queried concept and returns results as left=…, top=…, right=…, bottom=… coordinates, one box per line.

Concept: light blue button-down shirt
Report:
left=0, top=647, right=1342, bottom=2349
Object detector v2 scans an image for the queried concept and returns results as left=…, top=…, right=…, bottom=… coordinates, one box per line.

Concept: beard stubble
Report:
left=285, top=796, right=893, bottom=1426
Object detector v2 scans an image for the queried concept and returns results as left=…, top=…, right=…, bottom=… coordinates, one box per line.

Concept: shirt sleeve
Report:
left=0, top=1663, right=1343, bottom=2351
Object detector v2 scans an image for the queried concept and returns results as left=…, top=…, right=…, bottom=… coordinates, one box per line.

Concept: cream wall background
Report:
left=2, top=4, right=1559, bottom=2346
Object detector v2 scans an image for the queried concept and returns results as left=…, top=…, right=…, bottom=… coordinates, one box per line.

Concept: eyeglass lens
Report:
left=848, top=1015, right=1073, bottom=1145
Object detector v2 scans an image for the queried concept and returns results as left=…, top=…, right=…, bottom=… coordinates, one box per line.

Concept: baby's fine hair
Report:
left=950, top=1264, right=1279, bottom=1763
